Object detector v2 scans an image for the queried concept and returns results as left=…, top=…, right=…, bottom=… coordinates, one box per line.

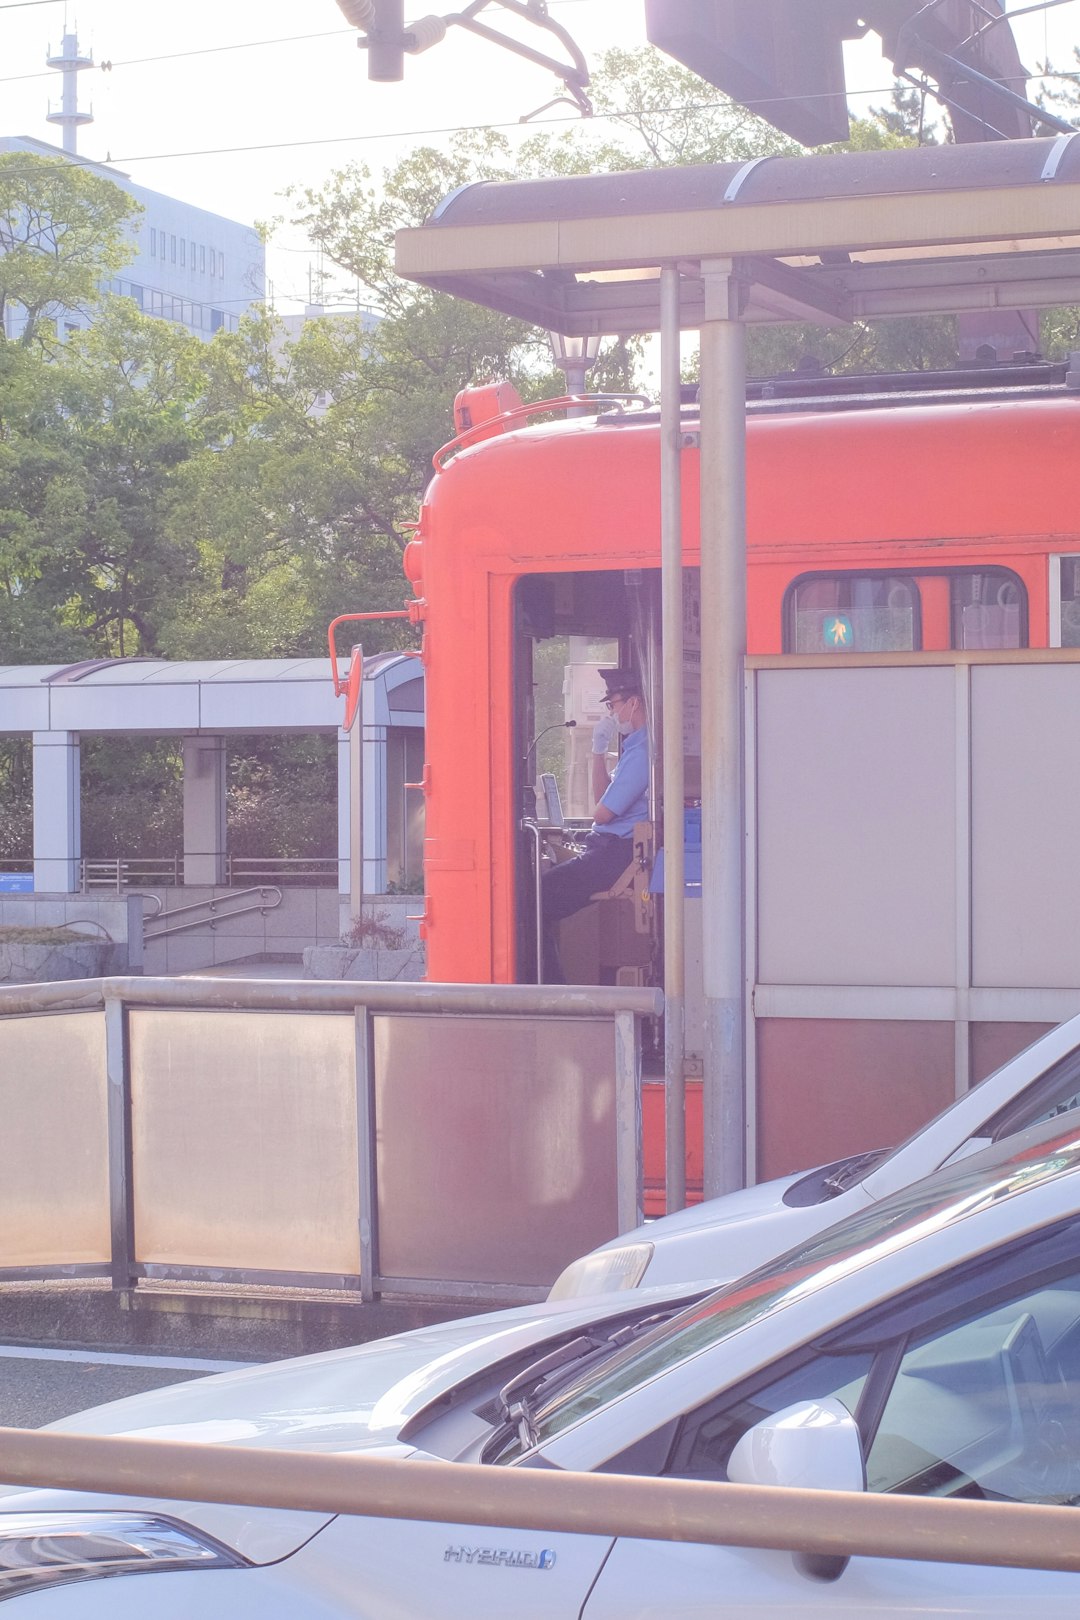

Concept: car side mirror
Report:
left=727, top=1397, right=865, bottom=1581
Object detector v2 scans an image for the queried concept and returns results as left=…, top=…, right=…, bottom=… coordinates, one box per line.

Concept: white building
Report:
left=0, top=134, right=265, bottom=341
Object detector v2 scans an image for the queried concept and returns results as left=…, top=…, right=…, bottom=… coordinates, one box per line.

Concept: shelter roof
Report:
left=0, top=656, right=422, bottom=735
left=396, top=133, right=1080, bottom=334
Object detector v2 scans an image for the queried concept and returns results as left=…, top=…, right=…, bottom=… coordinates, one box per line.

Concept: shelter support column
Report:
left=338, top=662, right=391, bottom=914
left=364, top=724, right=389, bottom=898
left=699, top=259, right=749, bottom=1198
left=182, top=737, right=226, bottom=886
left=337, top=730, right=354, bottom=905
left=33, top=730, right=80, bottom=893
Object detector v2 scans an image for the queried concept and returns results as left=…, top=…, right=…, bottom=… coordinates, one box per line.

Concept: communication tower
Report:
left=46, top=30, right=94, bottom=155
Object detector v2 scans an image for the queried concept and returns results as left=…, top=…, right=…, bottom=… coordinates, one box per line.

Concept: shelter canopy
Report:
left=396, top=134, right=1080, bottom=336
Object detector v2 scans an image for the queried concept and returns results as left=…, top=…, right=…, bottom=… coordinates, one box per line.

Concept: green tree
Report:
left=0, top=152, right=139, bottom=348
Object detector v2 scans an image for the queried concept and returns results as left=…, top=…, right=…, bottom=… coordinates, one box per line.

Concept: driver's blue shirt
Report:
left=593, top=726, right=650, bottom=839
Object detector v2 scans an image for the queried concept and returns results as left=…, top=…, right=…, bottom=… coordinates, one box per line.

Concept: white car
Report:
left=5, top=1115, right=1080, bottom=1614
left=551, top=1010, right=1080, bottom=1299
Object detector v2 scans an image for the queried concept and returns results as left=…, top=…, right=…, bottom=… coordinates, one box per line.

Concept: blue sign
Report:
left=0, top=873, right=33, bottom=892
left=823, top=614, right=854, bottom=650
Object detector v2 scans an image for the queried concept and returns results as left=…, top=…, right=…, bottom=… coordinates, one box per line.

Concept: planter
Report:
left=302, top=943, right=425, bottom=982
left=0, top=940, right=114, bottom=985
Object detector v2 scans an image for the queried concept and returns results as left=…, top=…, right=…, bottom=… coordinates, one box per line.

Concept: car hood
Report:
left=0, top=1287, right=699, bottom=1563
left=580, top=1168, right=875, bottom=1293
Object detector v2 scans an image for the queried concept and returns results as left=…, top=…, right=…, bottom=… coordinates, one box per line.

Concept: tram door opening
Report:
left=514, top=566, right=702, bottom=996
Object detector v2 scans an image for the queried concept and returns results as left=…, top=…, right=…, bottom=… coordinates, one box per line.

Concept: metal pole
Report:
left=699, top=261, right=748, bottom=1199
left=104, top=996, right=133, bottom=1291
left=523, top=818, right=546, bottom=983
left=6, top=1425, right=1080, bottom=1573
left=564, top=358, right=589, bottom=418
left=660, top=264, right=687, bottom=1214
left=349, top=644, right=364, bottom=924
left=355, top=1003, right=379, bottom=1302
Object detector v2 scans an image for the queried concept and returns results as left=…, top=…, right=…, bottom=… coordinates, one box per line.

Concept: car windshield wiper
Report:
left=820, top=1147, right=891, bottom=1197
left=496, top=1311, right=681, bottom=1451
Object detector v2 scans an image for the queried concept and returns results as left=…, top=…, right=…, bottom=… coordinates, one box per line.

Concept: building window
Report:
left=219, top=252, right=225, bottom=279
left=210, top=309, right=225, bottom=332
left=200, top=244, right=206, bottom=273
left=170, top=234, right=177, bottom=263
left=190, top=240, right=196, bottom=271
left=150, top=227, right=157, bottom=257
left=128, top=282, right=144, bottom=309
left=180, top=239, right=186, bottom=267
left=209, top=248, right=216, bottom=277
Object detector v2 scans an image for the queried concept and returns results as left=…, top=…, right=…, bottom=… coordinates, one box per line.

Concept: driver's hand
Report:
left=592, top=714, right=617, bottom=754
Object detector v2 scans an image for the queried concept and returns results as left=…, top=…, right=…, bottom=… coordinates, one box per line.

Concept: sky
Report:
left=1, top=0, right=1078, bottom=312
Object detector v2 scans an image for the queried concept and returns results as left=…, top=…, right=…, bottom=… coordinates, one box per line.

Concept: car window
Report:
left=649, top=1229, right=1080, bottom=1505
left=865, top=1276, right=1080, bottom=1503
left=663, top=1349, right=874, bottom=1480
left=979, top=1045, right=1080, bottom=1145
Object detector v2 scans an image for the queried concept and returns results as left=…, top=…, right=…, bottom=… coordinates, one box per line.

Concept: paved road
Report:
left=0, top=1344, right=254, bottom=1429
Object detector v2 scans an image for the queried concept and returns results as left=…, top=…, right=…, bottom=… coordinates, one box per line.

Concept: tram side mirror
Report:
left=727, top=1398, right=864, bottom=1582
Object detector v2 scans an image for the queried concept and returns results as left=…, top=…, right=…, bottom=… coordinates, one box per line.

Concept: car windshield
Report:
left=514, top=1117, right=1080, bottom=1457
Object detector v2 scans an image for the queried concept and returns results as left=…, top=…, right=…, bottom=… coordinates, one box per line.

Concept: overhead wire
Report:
left=0, top=2, right=1072, bottom=173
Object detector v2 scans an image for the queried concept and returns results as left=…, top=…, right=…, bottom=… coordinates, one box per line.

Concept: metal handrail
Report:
left=80, top=858, right=341, bottom=891
left=0, top=975, right=662, bottom=1018
left=80, top=857, right=181, bottom=892
left=143, top=887, right=282, bottom=943
left=226, top=855, right=339, bottom=886
left=1, top=1426, right=1079, bottom=1575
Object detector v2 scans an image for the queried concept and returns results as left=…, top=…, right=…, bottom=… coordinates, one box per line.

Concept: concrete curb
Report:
left=0, top=1284, right=513, bottom=1361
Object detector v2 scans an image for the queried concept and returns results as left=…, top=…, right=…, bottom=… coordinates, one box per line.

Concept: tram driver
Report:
left=542, top=667, right=649, bottom=983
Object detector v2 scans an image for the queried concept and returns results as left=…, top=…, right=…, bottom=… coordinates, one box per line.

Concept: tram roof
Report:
left=395, top=133, right=1080, bottom=336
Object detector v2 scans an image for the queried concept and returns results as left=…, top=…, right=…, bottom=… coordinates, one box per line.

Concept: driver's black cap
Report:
left=599, top=667, right=642, bottom=698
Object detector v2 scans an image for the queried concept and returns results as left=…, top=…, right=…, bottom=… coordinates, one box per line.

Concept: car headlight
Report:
left=0, top=1512, right=248, bottom=1600
left=547, top=1241, right=654, bottom=1301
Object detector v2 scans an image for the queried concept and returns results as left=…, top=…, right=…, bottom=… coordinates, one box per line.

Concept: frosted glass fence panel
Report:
left=129, top=1009, right=359, bottom=1278
left=0, top=1012, right=109, bottom=1268
left=374, top=1015, right=621, bottom=1288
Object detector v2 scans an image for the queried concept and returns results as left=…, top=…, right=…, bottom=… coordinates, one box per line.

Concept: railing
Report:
left=79, top=856, right=341, bottom=891
left=142, top=886, right=283, bottom=943
left=225, top=854, right=339, bottom=887
left=0, top=975, right=658, bottom=1303
left=2, top=1427, right=1079, bottom=1578
left=81, top=857, right=181, bottom=891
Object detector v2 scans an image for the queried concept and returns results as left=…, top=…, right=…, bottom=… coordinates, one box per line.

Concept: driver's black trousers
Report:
left=541, top=829, right=634, bottom=983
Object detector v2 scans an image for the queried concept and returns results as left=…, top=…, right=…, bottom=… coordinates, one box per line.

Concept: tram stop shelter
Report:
left=395, top=132, right=1080, bottom=1202
left=0, top=653, right=423, bottom=900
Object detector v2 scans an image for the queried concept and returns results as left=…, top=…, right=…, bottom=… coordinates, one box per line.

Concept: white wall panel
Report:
left=756, top=666, right=957, bottom=987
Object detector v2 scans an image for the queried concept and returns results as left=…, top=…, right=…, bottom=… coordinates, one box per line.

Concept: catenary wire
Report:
left=0, top=76, right=1074, bottom=182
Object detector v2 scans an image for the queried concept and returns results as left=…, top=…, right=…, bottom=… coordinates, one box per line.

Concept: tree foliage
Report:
left=0, top=152, right=139, bottom=348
